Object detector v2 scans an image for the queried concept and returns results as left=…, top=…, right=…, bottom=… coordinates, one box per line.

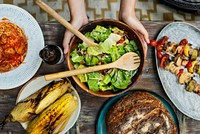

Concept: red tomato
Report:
left=160, top=54, right=169, bottom=68
left=179, top=39, right=188, bottom=46
left=157, top=36, right=169, bottom=46
left=156, top=45, right=163, bottom=51
left=157, top=50, right=162, bottom=59
left=185, top=61, right=192, bottom=68
left=149, top=40, right=157, bottom=47
left=177, top=69, right=184, bottom=77
left=117, top=38, right=124, bottom=44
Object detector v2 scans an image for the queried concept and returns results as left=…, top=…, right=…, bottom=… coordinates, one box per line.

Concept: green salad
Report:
left=70, top=25, right=140, bottom=92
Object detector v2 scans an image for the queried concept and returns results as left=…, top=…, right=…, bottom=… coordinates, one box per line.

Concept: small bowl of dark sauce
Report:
left=39, top=45, right=64, bottom=65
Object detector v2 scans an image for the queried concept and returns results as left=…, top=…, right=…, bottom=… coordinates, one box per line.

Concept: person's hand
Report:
left=63, top=0, right=88, bottom=54
left=62, top=16, right=88, bottom=54
left=120, top=15, right=149, bottom=59
left=119, top=0, right=149, bottom=59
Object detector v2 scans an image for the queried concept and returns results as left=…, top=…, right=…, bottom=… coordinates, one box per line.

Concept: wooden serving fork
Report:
left=44, top=52, right=140, bottom=81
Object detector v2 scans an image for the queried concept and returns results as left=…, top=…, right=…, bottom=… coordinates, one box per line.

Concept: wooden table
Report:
left=1, top=21, right=200, bottom=134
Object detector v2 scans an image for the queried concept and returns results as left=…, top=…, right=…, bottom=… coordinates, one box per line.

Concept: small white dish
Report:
left=16, top=76, right=81, bottom=133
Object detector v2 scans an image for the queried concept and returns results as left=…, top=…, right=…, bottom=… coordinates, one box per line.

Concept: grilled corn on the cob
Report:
left=26, top=93, right=78, bottom=134
left=1, top=79, right=71, bottom=126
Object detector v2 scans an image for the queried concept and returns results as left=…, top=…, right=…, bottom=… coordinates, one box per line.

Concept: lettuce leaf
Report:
left=90, top=25, right=112, bottom=42
left=87, top=72, right=100, bottom=91
left=111, top=70, right=132, bottom=89
left=87, top=79, right=99, bottom=91
left=87, top=46, right=102, bottom=56
left=101, top=33, right=121, bottom=53
left=85, top=54, right=99, bottom=66
left=77, top=65, right=87, bottom=82
left=70, top=49, right=84, bottom=63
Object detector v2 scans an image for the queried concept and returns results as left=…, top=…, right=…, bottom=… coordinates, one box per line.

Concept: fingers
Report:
left=124, top=16, right=149, bottom=47
left=133, top=21, right=149, bottom=45
left=138, top=32, right=147, bottom=60
left=62, top=17, right=88, bottom=55
left=137, top=27, right=148, bottom=59
left=63, top=30, right=73, bottom=54
left=139, top=28, right=149, bottom=60
left=140, top=26, right=150, bottom=44
left=142, top=39, right=147, bottom=60
left=131, top=20, right=149, bottom=59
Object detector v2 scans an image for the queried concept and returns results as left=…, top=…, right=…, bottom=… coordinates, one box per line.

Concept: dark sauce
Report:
left=39, top=45, right=64, bottom=65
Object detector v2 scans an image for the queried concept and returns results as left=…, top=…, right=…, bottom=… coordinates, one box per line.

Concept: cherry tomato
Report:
left=177, top=69, right=184, bottom=77
left=179, top=39, right=188, bottom=46
left=157, top=50, right=162, bottom=59
left=149, top=40, right=157, bottom=47
left=157, top=36, right=169, bottom=46
left=117, top=38, right=124, bottom=44
left=160, top=54, right=169, bottom=68
left=156, top=45, right=163, bottom=51
left=177, top=39, right=188, bottom=54
left=185, top=61, right=192, bottom=68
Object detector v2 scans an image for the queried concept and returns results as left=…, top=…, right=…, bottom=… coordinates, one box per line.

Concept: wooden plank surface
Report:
left=1, top=21, right=200, bottom=134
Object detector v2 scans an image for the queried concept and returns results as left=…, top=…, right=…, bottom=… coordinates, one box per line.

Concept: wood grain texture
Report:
left=1, top=21, right=200, bottom=134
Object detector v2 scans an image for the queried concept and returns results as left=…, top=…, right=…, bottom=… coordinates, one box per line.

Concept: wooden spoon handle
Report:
left=44, top=63, right=115, bottom=81
left=35, top=0, right=95, bottom=46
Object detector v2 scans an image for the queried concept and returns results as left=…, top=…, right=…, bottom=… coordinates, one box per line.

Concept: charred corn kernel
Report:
left=27, top=93, right=77, bottom=134
left=1, top=79, right=71, bottom=127
left=35, top=79, right=71, bottom=114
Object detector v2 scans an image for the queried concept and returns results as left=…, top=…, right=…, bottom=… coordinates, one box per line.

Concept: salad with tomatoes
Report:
left=70, top=25, right=140, bottom=92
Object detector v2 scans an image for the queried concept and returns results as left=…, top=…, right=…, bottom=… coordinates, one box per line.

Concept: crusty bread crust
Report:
left=106, top=92, right=178, bottom=134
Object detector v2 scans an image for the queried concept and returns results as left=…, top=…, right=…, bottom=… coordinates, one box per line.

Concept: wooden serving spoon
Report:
left=44, top=52, right=140, bottom=81
left=35, top=0, right=97, bottom=47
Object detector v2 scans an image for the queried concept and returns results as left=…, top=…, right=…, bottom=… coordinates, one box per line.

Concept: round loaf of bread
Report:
left=106, top=91, right=178, bottom=134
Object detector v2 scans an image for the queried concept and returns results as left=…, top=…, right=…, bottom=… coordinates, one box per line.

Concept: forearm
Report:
left=67, top=0, right=87, bottom=20
left=119, top=0, right=136, bottom=20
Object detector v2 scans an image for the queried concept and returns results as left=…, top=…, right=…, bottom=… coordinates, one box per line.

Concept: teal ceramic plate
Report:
left=97, top=90, right=179, bottom=134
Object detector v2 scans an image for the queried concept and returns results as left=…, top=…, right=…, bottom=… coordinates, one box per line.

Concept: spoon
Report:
left=44, top=52, right=140, bottom=81
left=35, top=0, right=97, bottom=47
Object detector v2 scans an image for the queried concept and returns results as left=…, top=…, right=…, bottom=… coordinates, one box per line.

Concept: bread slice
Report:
left=106, top=92, right=178, bottom=134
